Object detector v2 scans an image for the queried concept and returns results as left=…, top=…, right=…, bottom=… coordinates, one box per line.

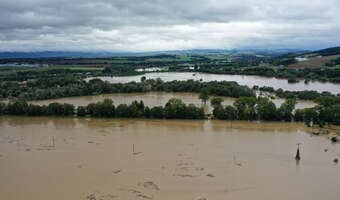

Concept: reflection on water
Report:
left=1, top=117, right=340, bottom=200
left=85, top=72, right=340, bottom=94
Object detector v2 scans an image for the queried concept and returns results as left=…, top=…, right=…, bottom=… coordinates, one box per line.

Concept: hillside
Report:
left=311, top=46, right=340, bottom=56
left=288, top=46, right=340, bottom=69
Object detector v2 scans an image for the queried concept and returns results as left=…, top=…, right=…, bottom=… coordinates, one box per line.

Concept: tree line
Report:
left=0, top=98, right=205, bottom=119
left=254, top=85, right=337, bottom=100
left=211, top=96, right=340, bottom=127
left=1, top=78, right=255, bottom=101
left=1, top=96, right=340, bottom=127
left=3, top=76, right=339, bottom=103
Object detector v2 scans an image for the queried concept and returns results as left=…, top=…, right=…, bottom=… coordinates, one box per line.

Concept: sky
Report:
left=0, top=0, right=340, bottom=52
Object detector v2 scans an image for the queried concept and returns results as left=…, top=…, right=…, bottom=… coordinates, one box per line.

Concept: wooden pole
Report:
left=295, top=143, right=301, bottom=160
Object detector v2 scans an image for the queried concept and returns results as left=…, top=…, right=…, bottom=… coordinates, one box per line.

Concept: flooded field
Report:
left=31, top=92, right=316, bottom=112
left=85, top=72, right=340, bottom=94
left=1, top=117, right=340, bottom=200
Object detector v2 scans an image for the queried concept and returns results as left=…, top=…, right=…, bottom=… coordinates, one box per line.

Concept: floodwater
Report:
left=0, top=117, right=340, bottom=200
left=31, top=92, right=316, bottom=112
left=85, top=72, right=340, bottom=94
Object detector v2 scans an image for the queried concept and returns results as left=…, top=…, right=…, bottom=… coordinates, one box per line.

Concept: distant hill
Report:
left=288, top=46, right=340, bottom=69
left=0, top=51, right=130, bottom=59
left=310, top=46, right=340, bottom=56
left=0, top=49, right=305, bottom=59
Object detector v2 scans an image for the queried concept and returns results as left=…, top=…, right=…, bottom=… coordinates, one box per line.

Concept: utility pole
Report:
left=295, top=143, right=301, bottom=161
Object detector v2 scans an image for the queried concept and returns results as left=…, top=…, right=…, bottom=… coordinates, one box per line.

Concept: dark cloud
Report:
left=0, top=0, right=339, bottom=51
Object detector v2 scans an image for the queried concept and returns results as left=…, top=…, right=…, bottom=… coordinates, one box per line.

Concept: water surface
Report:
left=0, top=117, right=340, bottom=200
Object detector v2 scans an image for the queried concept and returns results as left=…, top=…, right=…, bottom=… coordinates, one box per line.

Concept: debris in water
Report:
left=174, top=174, right=194, bottom=178
left=136, top=194, right=153, bottom=199
left=206, top=173, right=215, bottom=178
left=334, top=158, right=338, bottom=163
left=98, top=194, right=118, bottom=200
left=129, top=189, right=141, bottom=194
left=139, top=181, right=160, bottom=190
left=112, top=170, right=122, bottom=174
left=86, top=194, right=97, bottom=200
left=331, top=137, right=338, bottom=143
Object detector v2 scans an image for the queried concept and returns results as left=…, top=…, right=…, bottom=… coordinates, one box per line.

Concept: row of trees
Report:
left=255, top=86, right=337, bottom=100
left=3, top=75, right=339, bottom=103
left=211, top=96, right=340, bottom=127
left=0, top=98, right=205, bottom=119
left=1, top=96, right=340, bottom=127
left=1, top=78, right=255, bottom=101
left=0, top=101, right=74, bottom=116
left=212, top=97, right=296, bottom=121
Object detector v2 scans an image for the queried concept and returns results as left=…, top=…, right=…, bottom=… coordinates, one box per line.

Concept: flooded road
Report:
left=31, top=92, right=316, bottom=112
left=1, top=117, right=340, bottom=200
left=85, top=72, right=340, bottom=94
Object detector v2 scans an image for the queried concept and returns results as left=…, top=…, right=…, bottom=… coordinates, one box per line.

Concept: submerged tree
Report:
left=199, top=89, right=209, bottom=105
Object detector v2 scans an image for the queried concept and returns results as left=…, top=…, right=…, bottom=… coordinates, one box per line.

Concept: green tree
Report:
left=77, top=106, right=87, bottom=117
left=210, top=97, right=223, bottom=107
left=256, top=97, right=277, bottom=121
left=150, top=106, right=164, bottom=118
left=303, top=107, right=320, bottom=127
left=7, top=100, right=28, bottom=115
left=93, top=99, right=115, bottom=117
left=199, top=89, right=209, bottom=104
left=294, top=109, right=304, bottom=122
left=224, top=105, right=238, bottom=120
left=213, top=105, right=226, bottom=119
left=234, top=97, right=257, bottom=120
left=164, top=98, right=186, bottom=118
left=185, top=104, right=204, bottom=119
left=277, top=99, right=296, bottom=121
left=0, top=102, right=7, bottom=115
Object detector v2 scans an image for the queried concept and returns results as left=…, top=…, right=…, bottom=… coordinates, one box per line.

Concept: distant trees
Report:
left=1, top=78, right=255, bottom=101
left=4, top=76, right=339, bottom=103
left=257, top=86, right=337, bottom=101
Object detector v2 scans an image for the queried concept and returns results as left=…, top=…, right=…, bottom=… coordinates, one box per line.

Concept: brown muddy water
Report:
left=31, top=92, right=316, bottom=113
left=0, top=117, right=340, bottom=200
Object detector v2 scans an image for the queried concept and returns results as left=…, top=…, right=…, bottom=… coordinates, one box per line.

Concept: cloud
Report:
left=0, top=0, right=339, bottom=51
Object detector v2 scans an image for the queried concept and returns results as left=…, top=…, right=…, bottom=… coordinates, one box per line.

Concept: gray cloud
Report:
left=0, top=0, right=339, bottom=51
